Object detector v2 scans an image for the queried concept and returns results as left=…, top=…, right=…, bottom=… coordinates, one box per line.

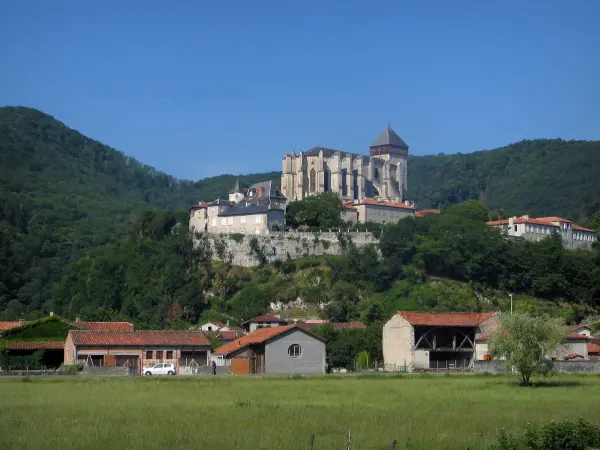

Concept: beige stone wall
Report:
left=355, top=204, right=415, bottom=224
left=382, top=314, right=414, bottom=370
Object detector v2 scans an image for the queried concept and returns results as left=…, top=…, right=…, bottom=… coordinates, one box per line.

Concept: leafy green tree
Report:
left=489, top=312, right=565, bottom=385
left=285, top=192, right=344, bottom=229
left=443, top=200, right=489, bottom=222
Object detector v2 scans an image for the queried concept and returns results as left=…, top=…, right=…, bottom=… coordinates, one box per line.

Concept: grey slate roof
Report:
left=370, top=126, right=409, bottom=149
left=218, top=205, right=284, bottom=217
left=303, top=147, right=371, bottom=163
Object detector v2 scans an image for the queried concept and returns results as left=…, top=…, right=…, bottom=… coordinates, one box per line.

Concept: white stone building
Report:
left=487, top=216, right=597, bottom=250
left=189, top=180, right=287, bottom=236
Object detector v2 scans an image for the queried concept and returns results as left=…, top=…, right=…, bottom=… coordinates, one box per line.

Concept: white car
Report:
left=144, top=363, right=176, bottom=376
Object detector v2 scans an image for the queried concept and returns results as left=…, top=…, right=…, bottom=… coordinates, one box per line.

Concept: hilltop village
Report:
left=188, top=126, right=597, bottom=267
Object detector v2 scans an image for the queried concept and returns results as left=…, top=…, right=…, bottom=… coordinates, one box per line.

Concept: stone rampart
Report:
left=198, top=230, right=379, bottom=267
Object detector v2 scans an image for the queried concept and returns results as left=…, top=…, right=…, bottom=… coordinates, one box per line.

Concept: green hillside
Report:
left=1, top=106, right=599, bottom=323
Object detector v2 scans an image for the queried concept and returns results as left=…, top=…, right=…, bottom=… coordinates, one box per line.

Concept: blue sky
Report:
left=1, top=0, right=599, bottom=180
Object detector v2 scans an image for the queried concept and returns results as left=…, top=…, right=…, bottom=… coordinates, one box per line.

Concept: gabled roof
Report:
left=5, top=341, right=65, bottom=350
left=537, top=217, right=573, bottom=224
left=0, top=321, right=24, bottom=331
left=213, top=325, right=325, bottom=355
left=395, top=311, right=497, bottom=327
left=589, top=340, right=600, bottom=354
left=242, top=314, right=288, bottom=325
left=75, top=322, right=134, bottom=331
left=370, top=126, right=408, bottom=149
left=69, top=330, right=210, bottom=346
left=573, top=224, right=596, bottom=233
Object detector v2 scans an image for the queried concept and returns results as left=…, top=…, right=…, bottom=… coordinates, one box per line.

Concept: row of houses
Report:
left=1, top=314, right=364, bottom=375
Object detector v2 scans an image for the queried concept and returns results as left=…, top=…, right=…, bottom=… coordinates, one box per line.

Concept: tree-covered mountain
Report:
left=1, top=106, right=599, bottom=323
left=408, top=139, right=600, bottom=221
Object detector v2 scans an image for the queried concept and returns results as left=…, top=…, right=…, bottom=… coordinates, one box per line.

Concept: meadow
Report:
left=1, top=374, right=599, bottom=450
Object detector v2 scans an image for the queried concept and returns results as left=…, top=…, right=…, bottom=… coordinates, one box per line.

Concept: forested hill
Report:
left=408, top=139, right=600, bottom=221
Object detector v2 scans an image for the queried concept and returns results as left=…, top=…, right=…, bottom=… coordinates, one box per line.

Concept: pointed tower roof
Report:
left=370, top=125, right=408, bottom=149
left=230, top=178, right=241, bottom=193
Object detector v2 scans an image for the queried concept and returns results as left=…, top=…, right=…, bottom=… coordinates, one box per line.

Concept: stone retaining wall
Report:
left=200, top=231, right=379, bottom=267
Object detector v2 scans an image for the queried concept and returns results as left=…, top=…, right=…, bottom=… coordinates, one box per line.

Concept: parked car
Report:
left=144, top=363, right=176, bottom=376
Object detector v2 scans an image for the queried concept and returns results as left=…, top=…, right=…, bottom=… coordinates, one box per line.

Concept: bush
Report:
left=58, top=363, right=83, bottom=374
left=491, top=418, right=600, bottom=450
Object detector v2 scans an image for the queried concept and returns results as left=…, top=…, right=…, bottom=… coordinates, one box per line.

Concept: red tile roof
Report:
left=476, top=332, right=589, bottom=342
left=396, top=311, right=497, bottom=327
left=572, top=224, right=596, bottom=233
left=588, top=341, right=600, bottom=354
left=537, top=217, right=573, bottom=224
left=417, top=209, right=441, bottom=215
left=415, top=212, right=424, bottom=218
left=5, top=341, right=65, bottom=350
left=75, top=322, right=134, bottom=331
left=342, top=202, right=357, bottom=210
left=0, top=321, right=24, bottom=331
left=487, top=218, right=559, bottom=227
left=355, top=198, right=416, bottom=211
left=203, top=330, right=240, bottom=341
left=69, top=331, right=210, bottom=346
left=214, top=325, right=325, bottom=355
left=242, top=314, right=287, bottom=325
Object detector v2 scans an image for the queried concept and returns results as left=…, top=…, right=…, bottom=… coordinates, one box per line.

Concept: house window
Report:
left=211, top=218, right=216, bottom=227
left=309, top=169, right=316, bottom=193
left=145, top=351, right=153, bottom=359
left=514, top=225, right=517, bottom=232
left=254, top=215, right=262, bottom=224
left=166, top=351, right=173, bottom=359
left=288, top=344, right=302, bottom=358
left=227, top=217, right=233, bottom=225
left=221, top=218, right=227, bottom=226
left=255, top=228, right=261, bottom=235
left=156, top=351, right=163, bottom=360
left=240, top=216, right=246, bottom=224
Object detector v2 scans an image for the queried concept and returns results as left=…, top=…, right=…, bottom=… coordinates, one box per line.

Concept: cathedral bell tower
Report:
left=369, top=125, right=409, bottom=201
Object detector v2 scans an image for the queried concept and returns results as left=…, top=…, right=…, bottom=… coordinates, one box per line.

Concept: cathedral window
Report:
left=309, top=169, right=316, bottom=193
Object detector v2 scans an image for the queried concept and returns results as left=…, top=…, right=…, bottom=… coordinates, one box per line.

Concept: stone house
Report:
left=189, top=180, right=286, bottom=236
left=212, top=324, right=326, bottom=375
left=241, top=314, right=288, bottom=333
left=486, top=216, right=597, bottom=250
left=64, top=330, right=211, bottom=375
left=382, top=311, right=500, bottom=371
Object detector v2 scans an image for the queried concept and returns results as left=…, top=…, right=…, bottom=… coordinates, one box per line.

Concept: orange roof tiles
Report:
left=572, top=224, right=595, bottom=233
left=396, top=311, right=497, bottom=327
left=487, top=218, right=559, bottom=227
left=588, top=341, right=600, bottom=354
left=69, top=330, right=210, bottom=346
left=75, top=322, right=134, bottom=331
left=418, top=209, right=441, bottom=215
left=214, top=324, right=324, bottom=355
left=0, top=321, right=23, bottom=331
left=537, top=217, right=573, bottom=224
left=242, top=314, right=287, bottom=324
left=5, top=341, right=65, bottom=350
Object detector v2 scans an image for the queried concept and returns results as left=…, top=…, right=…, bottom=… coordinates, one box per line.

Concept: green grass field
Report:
left=1, top=374, right=599, bottom=450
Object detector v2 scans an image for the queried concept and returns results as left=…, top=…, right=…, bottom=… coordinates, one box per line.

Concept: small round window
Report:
left=288, top=344, right=302, bottom=358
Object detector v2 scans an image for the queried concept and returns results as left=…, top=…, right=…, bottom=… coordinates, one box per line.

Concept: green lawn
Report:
left=1, top=374, right=599, bottom=449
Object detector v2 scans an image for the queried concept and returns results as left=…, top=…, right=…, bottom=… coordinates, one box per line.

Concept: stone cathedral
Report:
left=281, top=126, right=409, bottom=202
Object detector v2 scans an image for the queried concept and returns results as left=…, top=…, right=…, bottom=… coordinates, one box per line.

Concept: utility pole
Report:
left=509, top=293, right=514, bottom=314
